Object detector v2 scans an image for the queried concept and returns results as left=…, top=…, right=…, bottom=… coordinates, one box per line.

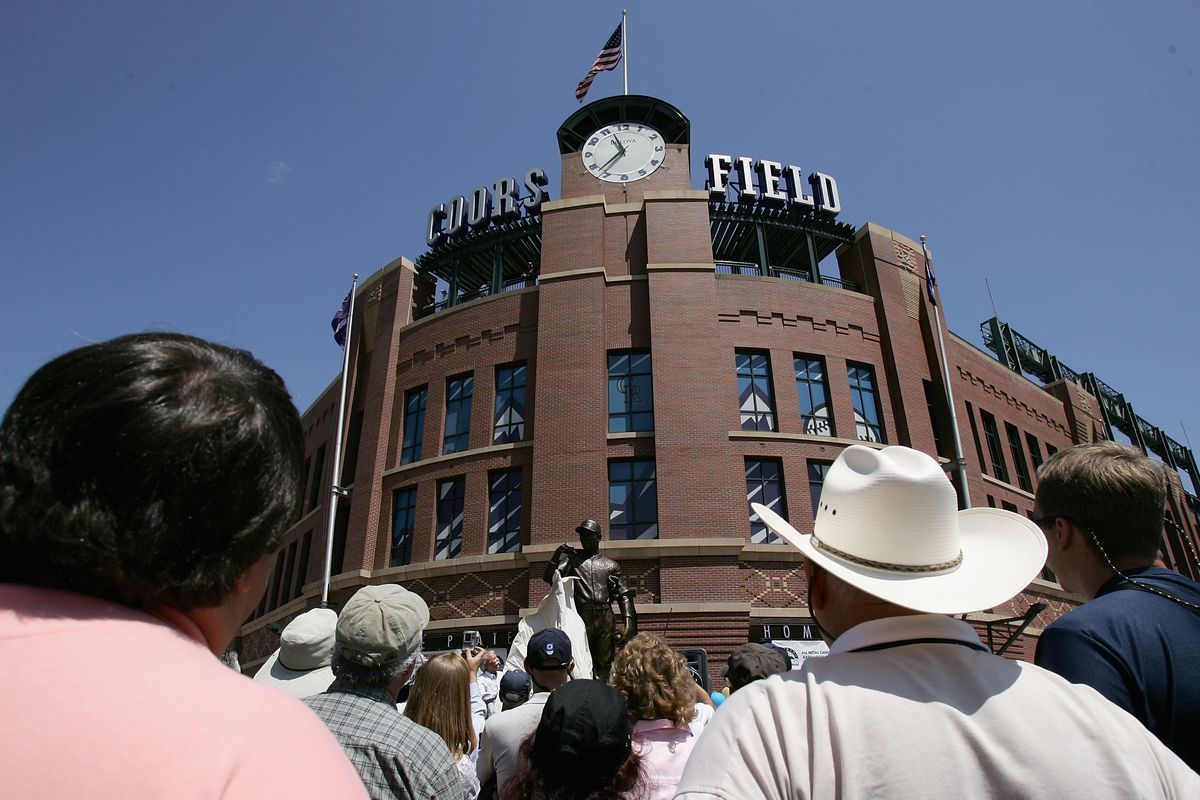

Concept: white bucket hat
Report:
left=752, top=445, right=1046, bottom=614
left=253, top=608, right=337, bottom=699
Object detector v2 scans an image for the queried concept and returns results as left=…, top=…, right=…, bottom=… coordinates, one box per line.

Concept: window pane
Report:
left=981, top=411, right=1009, bottom=484
left=488, top=470, right=522, bottom=554
left=493, top=363, right=527, bottom=444
left=1006, top=422, right=1032, bottom=492
left=435, top=477, right=465, bottom=560
left=391, top=487, right=417, bottom=567
left=795, top=355, right=832, bottom=437
left=847, top=363, right=884, bottom=443
left=401, top=387, right=427, bottom=465
left=608, top=460, right=658, bottom=540
left=746, top=458, right=787, bottom=544
left=736, top=349, right=776, bottom=432
left=608, top=351, right=655, bottom=432
left=443, top=375, right=474, bottom=454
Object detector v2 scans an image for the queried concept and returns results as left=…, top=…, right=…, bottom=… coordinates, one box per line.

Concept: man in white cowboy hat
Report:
left=675, top=445, right=1198, bottom=799
left=253, top=607, right=338, bottom=699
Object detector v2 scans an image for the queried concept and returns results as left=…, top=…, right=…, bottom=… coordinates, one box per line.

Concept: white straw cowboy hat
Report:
left=253, top=608, right=337, bottom=699
left=752, top=445, right=1046, bottom=614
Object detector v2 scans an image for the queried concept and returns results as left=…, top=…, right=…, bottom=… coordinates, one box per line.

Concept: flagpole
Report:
left=321, top=272, right=359, bottom=606
left=922, top=237, right=971, bottom=510
left=622, top=9, right=628, bottom=95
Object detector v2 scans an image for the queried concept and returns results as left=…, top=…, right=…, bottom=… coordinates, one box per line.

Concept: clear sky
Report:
left=3, top=2, right=1197, bottom=481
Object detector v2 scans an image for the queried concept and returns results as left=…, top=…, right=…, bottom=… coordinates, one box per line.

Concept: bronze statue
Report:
left=543, top=518, right=637, bottom=682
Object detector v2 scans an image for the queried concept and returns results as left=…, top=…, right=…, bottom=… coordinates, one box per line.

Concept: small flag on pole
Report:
left=576, top=23, right=623, bottom=102
left=331, top=291, right=351, bottom=347
left=924, top=249, right=938, bottom=307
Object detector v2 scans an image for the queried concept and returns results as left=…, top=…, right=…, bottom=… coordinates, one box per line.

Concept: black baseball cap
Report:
left=532, top=680, right=632, bottom=785
left=527, top=628, right=572, bottom=669
left=500, top=669, right=532, bottom=703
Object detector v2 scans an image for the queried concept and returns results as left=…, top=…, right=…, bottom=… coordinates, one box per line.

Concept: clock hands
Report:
left=599, top=137, right=625, bottom=171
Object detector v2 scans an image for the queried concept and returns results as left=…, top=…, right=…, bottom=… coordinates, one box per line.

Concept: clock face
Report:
left=581, top=123, right=666, bottom=183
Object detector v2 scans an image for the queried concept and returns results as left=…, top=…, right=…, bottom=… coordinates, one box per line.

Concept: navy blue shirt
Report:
left=1035, top=566, right=1200, bottom=771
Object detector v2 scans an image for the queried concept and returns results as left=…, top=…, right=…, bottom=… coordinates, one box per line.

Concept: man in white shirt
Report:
left=476, top=628, right=573, bottom=797
left=675, top=445, right=1198, bottom=800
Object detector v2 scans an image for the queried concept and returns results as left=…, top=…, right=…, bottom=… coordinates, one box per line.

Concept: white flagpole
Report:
left=622, top=9, right=628, bottom=95
left=922, top=237, right=971, bottom=509
left=321, top=272, right=359, bottom=606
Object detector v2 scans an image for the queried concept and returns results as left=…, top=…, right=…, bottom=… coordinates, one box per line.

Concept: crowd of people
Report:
left=1, top=332, right=1197, bottom=799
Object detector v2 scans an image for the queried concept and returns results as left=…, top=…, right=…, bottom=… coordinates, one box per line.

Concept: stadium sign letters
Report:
left=427, top=168, right=549, bottom=247
left=705, top=154, right=841, bottom=217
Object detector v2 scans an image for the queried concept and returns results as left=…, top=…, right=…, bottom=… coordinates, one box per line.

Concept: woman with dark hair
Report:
left=502, top=679, right=647, bottom=800
left=403, top=650, right=487, bottom=799
left=610, top=633, right=711, bottom=800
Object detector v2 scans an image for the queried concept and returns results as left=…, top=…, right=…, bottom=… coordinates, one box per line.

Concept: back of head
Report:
left=511, top=679, right=640, bottom=799
left=724, top=643, right=789, bottom=692
left=0, top=332, right=304, bottom=610
left=611, top=633, right=697, bottom=727
left=404, top=652, right=475, bottom=757
left=333, top=583, right=429, bottom=688
left=1036, top=441, right=1167, bottom=561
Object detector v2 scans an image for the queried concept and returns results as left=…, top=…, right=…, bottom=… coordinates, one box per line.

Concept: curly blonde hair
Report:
left=610, top=633, right=697, bottom=727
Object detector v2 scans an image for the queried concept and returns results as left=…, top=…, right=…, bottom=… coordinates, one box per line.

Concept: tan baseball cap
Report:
left=336, top=584, right=429, bottom=667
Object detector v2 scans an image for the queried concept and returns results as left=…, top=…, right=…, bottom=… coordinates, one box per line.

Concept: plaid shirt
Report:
left=304, top=679, right=460, bottom=800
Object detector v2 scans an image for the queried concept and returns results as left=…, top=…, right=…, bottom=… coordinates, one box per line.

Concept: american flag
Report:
left=575, top=23, right=623, bottom=102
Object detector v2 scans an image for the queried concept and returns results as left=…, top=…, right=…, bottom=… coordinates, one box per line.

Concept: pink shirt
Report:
left=631, top=718, right=700, bottom=800
left=0, top=584, right=368, bottom=799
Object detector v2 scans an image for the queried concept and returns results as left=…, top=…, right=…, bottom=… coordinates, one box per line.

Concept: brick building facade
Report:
left=238, top=95, right=1200, bottom=683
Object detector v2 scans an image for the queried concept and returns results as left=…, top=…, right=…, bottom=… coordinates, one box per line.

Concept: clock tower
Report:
left=529, top=95, right=737, bottom=558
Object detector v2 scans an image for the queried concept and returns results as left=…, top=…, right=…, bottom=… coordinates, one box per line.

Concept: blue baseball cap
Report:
left=500, top=669, right=533, bottom=703
left=527, top=628, right=572, bottom=669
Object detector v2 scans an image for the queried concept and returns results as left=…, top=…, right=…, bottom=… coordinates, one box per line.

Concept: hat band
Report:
left=813, top=534, right=963, bottom=574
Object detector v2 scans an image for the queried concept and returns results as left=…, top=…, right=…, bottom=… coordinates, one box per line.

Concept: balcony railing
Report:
left=714, top=261, right=858, bottom=292
left=414, top=276, right=538, bottom=320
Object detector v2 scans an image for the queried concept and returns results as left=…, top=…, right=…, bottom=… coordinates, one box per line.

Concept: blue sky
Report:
left=3, top=2, right=1197, bottom=480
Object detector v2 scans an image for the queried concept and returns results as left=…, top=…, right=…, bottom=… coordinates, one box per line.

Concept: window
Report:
left=608, top=352, right=654, bottom=432
left=401, top=387, right=428, bottom=464
left=307, top=446, right=325, bottom=511
left=391, top=487, right=417, bottom=567
left=1005, top=423, right=1032, bottom=492
left=608, top=460, right=658, bottom=540
left=795, top=356, right=832, bottom=436
left=980, top=411, right=1009, bottom=483
left=294, top=531, right=312, bottom=600
left=1046, top=443, right=1058, bottom=457
left=443, top=374, right=474, bottom=454
left=435, top=477, right=465, bottom=560
left=923, top=380, right=946, bottom=458
left=847, top=363, right=885, bottom=443
left=736, top=350, right=776, bottom=431
left=808, top=462, right=832, bottom=519
left=965, top=401, right=987, bottom=475
left=493, top=363, right=527, bottom=444
left=1001, top=500, right=1019, bottom=513
left=746, top=459, right=787, bottom=544
left=1026, top=433, right=1044, bottom=473
left=488, top=469, right=523, bottom=554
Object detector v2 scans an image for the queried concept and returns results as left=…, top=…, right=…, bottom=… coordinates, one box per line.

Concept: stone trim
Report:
left=382, top=441, right=533, bottom=479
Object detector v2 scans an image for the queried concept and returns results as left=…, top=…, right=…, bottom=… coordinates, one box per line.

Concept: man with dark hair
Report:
left=1034, top=441, right=1200, bottom=769
left=304, top=583, right=460, bottom=800
left=477, top=627, right=575, bottom=797
left=0, top=333, right=366, bottom=798
left=723, top=642, right=789, bottom=694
